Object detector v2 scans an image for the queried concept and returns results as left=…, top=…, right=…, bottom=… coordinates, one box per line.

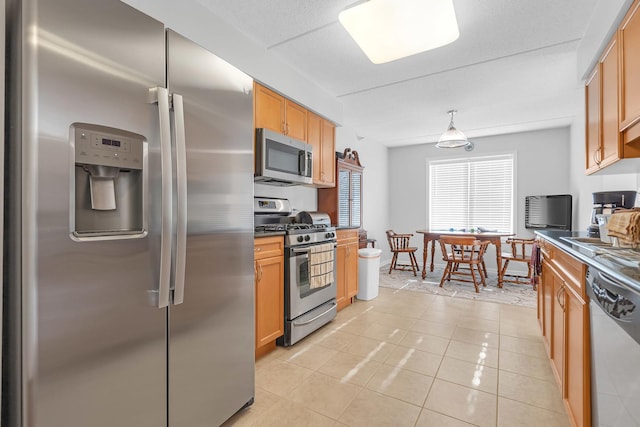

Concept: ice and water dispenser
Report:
left=71, top=123, right=147, bottom=239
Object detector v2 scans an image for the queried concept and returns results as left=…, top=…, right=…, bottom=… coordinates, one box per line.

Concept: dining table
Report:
left=416, top=230, right=515, bottom=287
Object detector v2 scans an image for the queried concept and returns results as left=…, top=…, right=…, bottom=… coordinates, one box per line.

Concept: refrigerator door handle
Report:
left=172, top=93, right=187, bottom=305
left=149, top=86, right=173, bottom=308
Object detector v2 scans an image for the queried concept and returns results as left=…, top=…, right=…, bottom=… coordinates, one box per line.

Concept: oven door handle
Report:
left=291, top=243, right=337, bottom=254
left=291, top=247, right=312, bottom=254
left=292, top=302, right=337, bottom=326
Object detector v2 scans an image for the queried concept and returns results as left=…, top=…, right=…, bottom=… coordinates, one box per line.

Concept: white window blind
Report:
left=429, top=154, right=514, bottom=232
left=338, top=169, right=350, bottom=226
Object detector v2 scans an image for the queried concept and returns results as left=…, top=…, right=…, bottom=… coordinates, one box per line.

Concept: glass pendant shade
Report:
left=436, top=110, right=470, bottom=148
left=338, top=0, right=460, bottom=64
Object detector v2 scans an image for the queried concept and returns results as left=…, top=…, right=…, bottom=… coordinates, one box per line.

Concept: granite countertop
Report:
left=336, top=225, right=361, bottom=230
left=535, top=230, right=640, bottom=293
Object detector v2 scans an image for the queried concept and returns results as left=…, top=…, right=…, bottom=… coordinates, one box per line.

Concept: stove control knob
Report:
left=297, top=236, right=304, bottom=242
left=325, top=232, right=334, bottom=238
left=304, top=235, right=311, bottom=242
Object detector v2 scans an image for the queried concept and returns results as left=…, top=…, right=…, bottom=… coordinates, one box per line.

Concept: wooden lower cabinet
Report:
left=254, top=236, right=284, bottom=358
left=537, top=238, right=590, bottom=427
left=336, top=229, right=359, bottom=311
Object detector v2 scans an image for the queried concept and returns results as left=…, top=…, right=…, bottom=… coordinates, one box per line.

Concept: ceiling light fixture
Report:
left=338, top=0, right=460, bottom=64
left=436, top=110, right=470, bottom=148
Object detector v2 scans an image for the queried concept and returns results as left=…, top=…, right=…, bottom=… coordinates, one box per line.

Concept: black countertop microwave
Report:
left=254, top=128, right=313, bottom=186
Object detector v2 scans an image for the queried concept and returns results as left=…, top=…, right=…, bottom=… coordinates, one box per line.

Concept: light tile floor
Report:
left=223, top=287, right=570, bottom=427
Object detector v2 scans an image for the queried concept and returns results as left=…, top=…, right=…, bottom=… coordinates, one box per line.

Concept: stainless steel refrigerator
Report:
left=3, top=0, right=255, bottom=426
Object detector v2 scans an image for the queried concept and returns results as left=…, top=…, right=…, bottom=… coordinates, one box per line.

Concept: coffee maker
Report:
left=588, top=191, right=637, bottom=236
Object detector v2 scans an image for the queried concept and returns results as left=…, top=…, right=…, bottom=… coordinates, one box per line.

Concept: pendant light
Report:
left=436, top=109, right=470, bottom=148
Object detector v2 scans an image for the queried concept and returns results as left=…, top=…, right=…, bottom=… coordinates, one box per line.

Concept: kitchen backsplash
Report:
left=254, top=182, right=318, bottom=214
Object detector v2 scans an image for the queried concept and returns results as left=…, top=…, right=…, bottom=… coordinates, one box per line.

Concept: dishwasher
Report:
left=586, top=267, right=640, bottom=427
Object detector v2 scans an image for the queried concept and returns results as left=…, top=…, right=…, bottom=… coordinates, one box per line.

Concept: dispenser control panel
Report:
left=74, top=127, right=144, bottom=170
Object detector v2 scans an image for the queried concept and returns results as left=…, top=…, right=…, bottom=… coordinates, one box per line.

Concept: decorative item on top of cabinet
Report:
left=336, top=229, right=359, bottom=311
left=318, top=148, right=368, bottom=246
left=307, top=111, right=336, bottom=187
left=254, top=82, right=307, bottom=142
left=537, top=238, right=590, bottom=427
left=254, top=236, right=285, bottom=359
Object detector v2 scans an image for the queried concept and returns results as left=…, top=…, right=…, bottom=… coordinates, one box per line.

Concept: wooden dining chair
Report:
left=385, top=230, right=420, bottom=276
left=498, top=238, right=535, bottom=287
left=439, top=236, right=490, bottom=293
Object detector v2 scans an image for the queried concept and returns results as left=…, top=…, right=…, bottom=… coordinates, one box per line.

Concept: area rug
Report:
left=378, top=265, right=537, bottom=308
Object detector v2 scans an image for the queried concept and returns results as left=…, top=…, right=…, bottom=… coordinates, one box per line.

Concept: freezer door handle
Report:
left=149, top=87, right=173, bottom=308
left=172, top=93, right=187, bottom=305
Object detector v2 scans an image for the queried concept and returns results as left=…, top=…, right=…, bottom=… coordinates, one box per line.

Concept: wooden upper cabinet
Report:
left=284, top=99, right=307, bottom=141
left=584, top=0, right=640, bottom=173
left=254, top=82, right=307, bottom=141
left=585, top=36, right=621, bottom=174
left=308, top=111, right=336, bottom=187
left=601, top=36, right=621, bottom=167
left=585, top=66, right=601, bottom=173
left=620, top=0, right=640, bottom=144
left=321, top=120, right=336, bottom=187
left=254, top=83, right=286, bottom=134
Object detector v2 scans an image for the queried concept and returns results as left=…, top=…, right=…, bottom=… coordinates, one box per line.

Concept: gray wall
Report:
left=387, top=127, right=571, bottom=269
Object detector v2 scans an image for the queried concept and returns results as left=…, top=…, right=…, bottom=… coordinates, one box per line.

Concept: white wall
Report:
left=335, top=127, right=389, bottom=251
left=387, top=127, right=572, bottom=269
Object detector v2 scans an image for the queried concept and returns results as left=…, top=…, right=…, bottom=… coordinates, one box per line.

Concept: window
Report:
left=429, top=154, right=514, bottom=232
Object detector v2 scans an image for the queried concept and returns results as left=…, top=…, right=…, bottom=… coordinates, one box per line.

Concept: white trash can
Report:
left=357, top=248, right=382, bottom=300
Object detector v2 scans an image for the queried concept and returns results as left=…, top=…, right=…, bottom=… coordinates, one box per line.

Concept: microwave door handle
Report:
left=299, top=151, right=308, bottom=177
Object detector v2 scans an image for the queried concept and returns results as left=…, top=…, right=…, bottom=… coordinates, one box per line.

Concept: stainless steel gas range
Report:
left=254, top=197, right=337, bottom=346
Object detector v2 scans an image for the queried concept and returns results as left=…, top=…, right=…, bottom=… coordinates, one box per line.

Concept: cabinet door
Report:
left=336, top=242, right=348, bottom=308
left=585, top=66, right=601, bottom=173
left=621, top=0, right=640, bottom=131
left=255, top=256, right=284, bottom=348
left=564, top=284, right=590, bottom=427
left=321, top=119, right=336, bottom=186
left=601, top=36, right=621, bottom=168
left=308, top=112, right=323, bottom=184
left=255, top=83, right=285, bottom=134
left=346, top=241, right=359, bottom=299
left=284, top=100, right=307, bottom=141
left=540, top=262, right=554, bottom=354
left=550, top=266, right=564, bottom=386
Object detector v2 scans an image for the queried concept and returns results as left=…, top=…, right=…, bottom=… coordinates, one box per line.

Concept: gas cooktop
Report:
left=255, top=223, right=334, bottom=235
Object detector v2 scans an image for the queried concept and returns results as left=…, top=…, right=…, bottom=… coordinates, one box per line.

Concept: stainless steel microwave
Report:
left=254, top=128, right=313, bottom=186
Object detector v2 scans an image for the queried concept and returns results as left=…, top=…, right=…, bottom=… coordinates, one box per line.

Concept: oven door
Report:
left=286, top=244, right=337, bottom=320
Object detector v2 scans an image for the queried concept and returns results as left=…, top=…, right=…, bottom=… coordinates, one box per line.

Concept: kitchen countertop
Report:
left=336, top=225, right=361, bottom=230
left=254, top=231, right=286, bottom=238
left=535, top=230, right=640, bottom=293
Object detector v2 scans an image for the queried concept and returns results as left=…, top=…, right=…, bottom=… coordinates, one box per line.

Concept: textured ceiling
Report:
left=198, top=0, right=599, bottom=146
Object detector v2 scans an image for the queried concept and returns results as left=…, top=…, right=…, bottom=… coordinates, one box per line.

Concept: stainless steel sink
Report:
left=560, top=236, right=612, bottom=247
left=560, top=236, right=640, bottom=266
left=559, top=236, right=613, bottom=257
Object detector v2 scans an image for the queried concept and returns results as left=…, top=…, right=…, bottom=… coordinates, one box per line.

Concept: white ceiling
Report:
left=197, top=0, right=599, bottom=147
